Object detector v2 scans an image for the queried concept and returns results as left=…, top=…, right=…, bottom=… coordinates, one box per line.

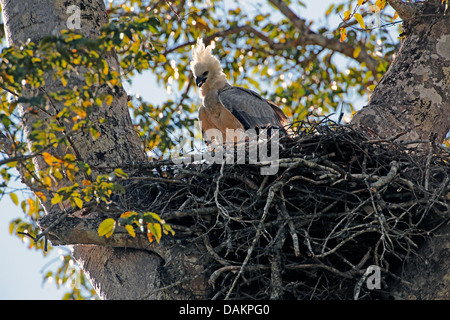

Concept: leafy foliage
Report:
left=0, top=9, right=163, bottom=299
left=0, top=0, right=402, bottom=299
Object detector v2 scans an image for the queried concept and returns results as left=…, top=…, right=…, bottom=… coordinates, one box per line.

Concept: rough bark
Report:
left=1, top=0, right=209, bottom=300
left=391, top=224, right=450, bottom=300
left=352, top=0, right=450, bottom=299
left=2, top=0, right=448, bottom=300
left=352, top=0, right=450, bottom=144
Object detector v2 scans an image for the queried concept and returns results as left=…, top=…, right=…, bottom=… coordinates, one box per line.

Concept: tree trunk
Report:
left=2, top=0, right=448, bottom=300
left=352, top=0, right=450, bottom=144
left=1, top=0, right=209, bottom=300
left=351, top=0, right=450, bottom=299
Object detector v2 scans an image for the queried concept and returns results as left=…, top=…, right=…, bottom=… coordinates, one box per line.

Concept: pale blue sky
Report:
left=0, top=0, right=395, bottom=299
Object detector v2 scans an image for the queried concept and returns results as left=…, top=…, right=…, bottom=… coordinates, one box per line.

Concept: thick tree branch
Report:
left=38, top=212, right=172, bottom=258
left=0, top=131, right=13, bottom=155
left=387, top=0, right=419, bottom=20
left=165, top=1, right=380, bottom=75
left=267, top=0, right=380, bottom=74
left=352, top=4, right=450, bottom=144
left=163, top=24, right=294, bottom=56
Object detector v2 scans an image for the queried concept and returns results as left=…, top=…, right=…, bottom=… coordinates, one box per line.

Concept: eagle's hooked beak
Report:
left=195, top=74, right=207, bottom=88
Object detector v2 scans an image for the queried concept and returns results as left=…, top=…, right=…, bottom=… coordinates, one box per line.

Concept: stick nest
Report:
left=115, top=120, right=450, bottom=300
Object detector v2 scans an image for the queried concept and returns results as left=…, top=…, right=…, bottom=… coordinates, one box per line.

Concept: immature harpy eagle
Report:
left=190, top=38, right=290, bottom=143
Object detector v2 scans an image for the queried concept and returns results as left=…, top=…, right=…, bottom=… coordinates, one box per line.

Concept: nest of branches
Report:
left=113, top=120, right=449, bottom=300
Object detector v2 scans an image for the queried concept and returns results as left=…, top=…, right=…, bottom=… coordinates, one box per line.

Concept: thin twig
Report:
left=224, top=182, right=281, bottom=299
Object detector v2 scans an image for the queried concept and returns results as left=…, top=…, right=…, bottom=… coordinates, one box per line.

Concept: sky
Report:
left=0, top=0, right=395, bottom=300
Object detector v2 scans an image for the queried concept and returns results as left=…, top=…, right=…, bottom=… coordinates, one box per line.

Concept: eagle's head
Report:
left=190, top=38, right=227, bottom=95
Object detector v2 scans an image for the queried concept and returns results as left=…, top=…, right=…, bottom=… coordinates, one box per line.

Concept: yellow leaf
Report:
left=114, top=168, right=128, bottom=179
left=44, top=176, right=52, bottom=188
left=120, top=211, right=137, bottom=218
left=147, top=231, right=154, bottom=243
left=340, top=28, right=347, bottom=42
left=354, top=12, right=365, bottom=29
left=82, top=179, right=91, bottom=186
left=74, top=197, right=83, bottom=209
left=65, top=154, right=76, bottom=162
left=109, top=78, right=118, bottom=86
left=325, top=4, right=335, bottom=16
left=8, top=101, right=17, bottom=116
left=105, top=94, right=113, bottom=106
left=157, top=54, right=166, bottom=63
left=6, top=161, right=17, bottom=168
left=154, top=223, right=162, bottom=243
left=125, top=225, right=136, bottom=238
left=76, top=109, right=87, bottom=118
left=42, top=152, right=53, bottom=165
left=147, top=211, right=162, bottom=223
left=67, top=170, right=75, bottom=183
left=195, top=17, right=210, bottom=31
left=98, top=218, right=116, bottom=238
left=27, top=198, right=36, bottom=214
left=86, top=74, right=93, bottom=86
left=375, top=0, right=386, bottom=10
left=358, top=0, right=365, bottom=6
left=82, top=100, right=92, bottom=108
left=53, top=168, right=63, bottom=180
left=51, top=193, right=63, bottom=205
left=163, top=223, right=175, bottom=236
left=10, top=193, right=19, bottom=206
left=148, top=222, right=162, bottom=243
left=102, top=63, right=109, bottom=75
left=343, top=10, right=351, bottom=22
left=353, top=46, right=362, bottom=58
left=35, top=191, right=47, bottom=203
left=393, top=12, right=399, bottom=20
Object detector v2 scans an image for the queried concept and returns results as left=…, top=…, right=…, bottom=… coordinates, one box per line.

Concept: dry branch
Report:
left=38, top=120, right=449, bottom=299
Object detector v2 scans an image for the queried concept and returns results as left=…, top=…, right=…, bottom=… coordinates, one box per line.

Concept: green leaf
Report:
left=146, top=211, right=162, bottom=223
left=163, top=223, right=175, bottom=236
left=114, top=168, right=128, bottom=179
left=325, top=4, right=335, bottom=16
left=21, top=200, right=27, bottom=213
left=10, top=193, right=19, bottom=206
left=85, top=74, right=93, bottom=86
left=6, top=161, right=18, bottom=168
left=98, top=218, right=116, bottom=238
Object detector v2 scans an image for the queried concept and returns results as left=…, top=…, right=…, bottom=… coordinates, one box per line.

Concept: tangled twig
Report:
left=102, top=119, right=449, bottom=299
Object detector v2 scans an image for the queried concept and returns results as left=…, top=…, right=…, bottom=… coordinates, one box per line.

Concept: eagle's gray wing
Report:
left=217, top=86, right=287, bottom=133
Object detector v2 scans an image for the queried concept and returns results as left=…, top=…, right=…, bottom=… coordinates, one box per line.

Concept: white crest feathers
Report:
left=190, top=38, right=222, bottom=75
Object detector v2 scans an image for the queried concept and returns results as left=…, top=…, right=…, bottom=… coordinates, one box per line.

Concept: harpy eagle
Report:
left=190, top=38, right=291, bottom=144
